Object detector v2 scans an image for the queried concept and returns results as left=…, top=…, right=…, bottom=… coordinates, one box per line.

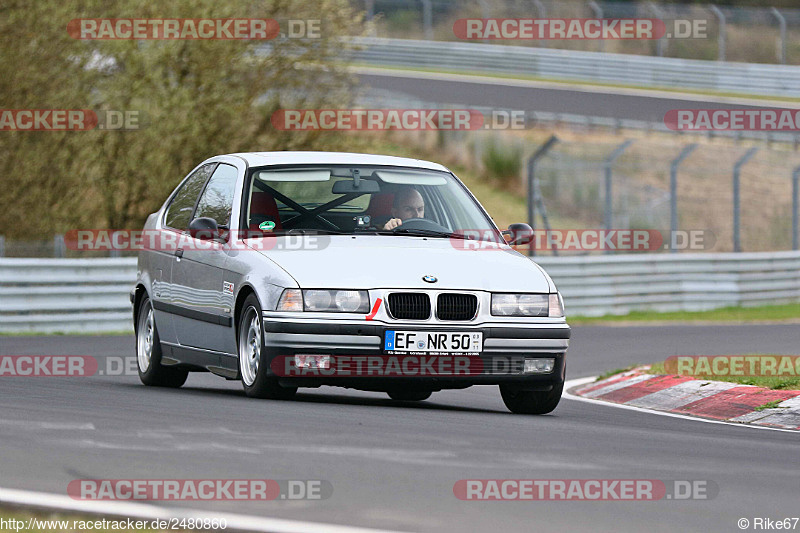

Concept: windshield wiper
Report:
left=385, top=228, right=473, bottom=240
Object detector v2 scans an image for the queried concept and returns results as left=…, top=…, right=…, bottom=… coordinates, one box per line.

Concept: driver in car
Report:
left=382, top=187, right=425, bottom=230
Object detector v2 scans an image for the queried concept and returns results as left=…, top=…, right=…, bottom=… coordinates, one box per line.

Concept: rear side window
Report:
left=195, top=164, right=238, bottom=227
left=164, top=164, right=216, bottom=230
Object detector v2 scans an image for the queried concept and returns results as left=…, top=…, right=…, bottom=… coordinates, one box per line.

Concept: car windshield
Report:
left=243, top=165, right=499, bottom=239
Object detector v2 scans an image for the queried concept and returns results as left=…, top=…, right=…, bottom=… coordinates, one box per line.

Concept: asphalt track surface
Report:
left=356, top=72, right=784, bottom=123
left=1, top=325, right=798, bottom=532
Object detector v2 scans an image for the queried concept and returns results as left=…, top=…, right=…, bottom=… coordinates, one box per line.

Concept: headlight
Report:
left=490, top=293, right=549, bottom=317
left=277, top=289, right=370, bottom=313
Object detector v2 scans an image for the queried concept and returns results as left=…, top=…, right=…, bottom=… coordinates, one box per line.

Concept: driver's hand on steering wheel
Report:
left=383, top=218, right=403, bottom=230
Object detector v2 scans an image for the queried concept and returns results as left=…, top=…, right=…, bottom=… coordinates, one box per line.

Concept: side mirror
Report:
left=503, top=223, right=534, bottom=245
left=188, top=217, right=220, bottom=241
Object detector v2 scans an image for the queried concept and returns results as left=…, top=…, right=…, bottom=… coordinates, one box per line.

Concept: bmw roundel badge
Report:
left=422, top=275, right=437, bottom=283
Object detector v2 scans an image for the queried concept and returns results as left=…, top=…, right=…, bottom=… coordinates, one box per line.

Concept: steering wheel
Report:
left=391, top=218, right=450, bottom=233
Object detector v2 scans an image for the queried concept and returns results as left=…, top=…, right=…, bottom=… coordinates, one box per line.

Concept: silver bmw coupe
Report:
left=132, top=152, right=570, bottom=414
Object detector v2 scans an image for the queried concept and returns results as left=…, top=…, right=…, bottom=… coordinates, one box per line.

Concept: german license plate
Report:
left=384, top=331, right=482, bottom=354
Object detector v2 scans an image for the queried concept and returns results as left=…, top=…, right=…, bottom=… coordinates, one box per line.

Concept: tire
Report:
left=238, top=294, right=297, bottom=400
left=136, top=296, right=188, bottom=388
left=387, top=390, right=432, bottom=402
left=499, top=383, right=563, bottom=414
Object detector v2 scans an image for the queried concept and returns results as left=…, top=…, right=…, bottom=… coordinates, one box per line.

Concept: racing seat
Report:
left=366, top=192, right=394, bottom=227
left=249, top=191, right=283, bottom=234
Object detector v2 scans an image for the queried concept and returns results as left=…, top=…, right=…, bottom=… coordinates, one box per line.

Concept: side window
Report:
left=164, top=164, right=216, bottom=230
left=195, top=164, right=238, bottom=227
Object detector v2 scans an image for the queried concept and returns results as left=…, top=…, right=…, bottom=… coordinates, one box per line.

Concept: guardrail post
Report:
left=588, top=1, right=604, bottom=52
left=709, top=5, right=726, bottom=62
left=533, top=0, right=547, bottom=48
left=793, top=166, right=800, bottom=250
left=527, top=135, right=559, bottom=256
left=419, top=0, right=433, bottom=40
left=771, top=8, right=787, bottom=64
left=54, top=234, right=66, bottom=258
left=669, top=144, right=698, bottom=253
left=0, top=235, right=4, bottom=258
left=733, top=147, right=759, bottom=253
left=603, top=140, right=634, bottom=254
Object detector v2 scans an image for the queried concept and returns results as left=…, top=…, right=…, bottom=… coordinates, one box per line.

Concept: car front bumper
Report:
left=261, top=316, right=570, bottom=391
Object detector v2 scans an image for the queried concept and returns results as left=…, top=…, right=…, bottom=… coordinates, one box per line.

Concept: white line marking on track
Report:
left=562, top=376, right=800, bottom=434
left=0, top=487, right=409, bottom=533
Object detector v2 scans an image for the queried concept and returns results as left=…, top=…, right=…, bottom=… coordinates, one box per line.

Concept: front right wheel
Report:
left=499, top=383, right=563, bottom=414
left=238, top=294, right=297, bottom=400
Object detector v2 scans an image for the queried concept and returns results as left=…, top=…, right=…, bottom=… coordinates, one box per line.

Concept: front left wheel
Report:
left=238, top=294, right=297, bottom=400
left=499, top=383, right=563, bottom=414
left=136, top=296, right=188, bottom=388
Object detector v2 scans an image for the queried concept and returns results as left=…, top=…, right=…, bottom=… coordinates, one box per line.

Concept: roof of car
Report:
left=226, top=151, right=450, bottom=172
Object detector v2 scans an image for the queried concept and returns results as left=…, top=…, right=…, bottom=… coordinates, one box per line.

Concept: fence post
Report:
left=648, top=2, right=666, bottom=57
left=733, top=147, right=758, bottom=252
left=603, top=139, right=634, bottom=234
left=771, top=8, right=787, bottom=65
left=793, top=165, right=800, bottom=250
left=477, top=0, right=490, bottom=43
left=365, top=0, right=375, bottom=36
left=527, top=135, right=559, bottom=256
left=54, top=234, right=66, bottom=258
left=669, top=144, right=698, bottom=253
left=533, top=0, right=547, bottom=47
left=709, top=5, right=726, bottom=62
left=588, top=1, right=603, bottom=52
left=420, top=0, right=433, bottom=40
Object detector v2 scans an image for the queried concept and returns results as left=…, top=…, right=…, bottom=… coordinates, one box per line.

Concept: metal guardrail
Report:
left=0, top=258, right=137, bottom=334
left=351, top=37, right=800, bottom=98
left=2, top=253, right=800, bottom=333
left=538, top=251, right=800, bottom=316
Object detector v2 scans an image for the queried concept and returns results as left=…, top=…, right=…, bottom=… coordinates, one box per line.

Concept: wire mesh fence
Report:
left=359, top=0, right=800, bottom=64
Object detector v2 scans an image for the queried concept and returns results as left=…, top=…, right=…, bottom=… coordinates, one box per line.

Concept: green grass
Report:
left=351, top=63, right=800, bottom=104
left=595, top=365, right=640, bottom=382
left=755, top=400, right=785, bottom=411
left=568, top=303, right=800, bottom=326
left=648, top=361, right=800, bottom=390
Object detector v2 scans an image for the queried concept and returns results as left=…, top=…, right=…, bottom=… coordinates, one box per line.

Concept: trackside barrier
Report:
left=1, top=252, right=799, bottom=332
left=350, top=37, right=800, bottom=98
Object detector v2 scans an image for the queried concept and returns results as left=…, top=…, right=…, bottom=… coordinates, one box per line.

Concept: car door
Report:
left=154, top=163, right=217, bottom=345
left=170, top=162, right=239, bottom=356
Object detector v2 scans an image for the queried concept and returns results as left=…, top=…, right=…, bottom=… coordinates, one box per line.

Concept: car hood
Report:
left=245, top=235, right=552, bottom=292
